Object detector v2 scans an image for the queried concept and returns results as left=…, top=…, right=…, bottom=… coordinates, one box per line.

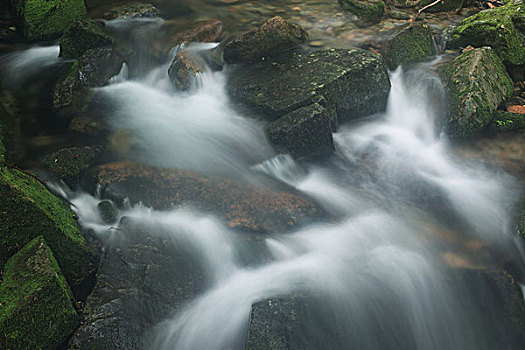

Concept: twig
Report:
left=0, top=161, right=47, bottom=186
left=409, top=0, right=444, bottom=28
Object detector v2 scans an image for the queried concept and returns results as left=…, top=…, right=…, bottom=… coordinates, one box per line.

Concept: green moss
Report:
left=385, top=23, right=435, bottom=69
left=339, top=0, right=385, bottom=24
left=445, top=3, right=525, bottom=66
left=60, top=20, right=113, bottom=60
left=0, top=166, right=98, bottom=289
left=0, top=236, right=80, bottom=349
left=487, top=110, right=525, bottom=132
left=10, top=0, right=87, bottom=41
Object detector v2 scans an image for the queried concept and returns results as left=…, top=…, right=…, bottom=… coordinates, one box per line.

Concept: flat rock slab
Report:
left=228, top=48, right=390, bottom=126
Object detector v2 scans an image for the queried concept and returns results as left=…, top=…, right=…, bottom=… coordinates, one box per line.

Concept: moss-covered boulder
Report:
left=487, top=110, right=525, bottom=132
left=419, top=0, right=464, bottom=13
left=53, top=48, right=124, bottom=114
left=0, top=166, right=99, bottom=290
left=86, top=162, right=322, bottom=233
left=223, top=16, right=308, bottom=64
left=384, top=23, right=435, bottom=69
left=102, top=2, right=160, bottom=20
left=43, top=145, right=105, bottom=187
left=228, top=48, right=390, bottom=127
left=444, top=3, right=525, bottom=66
left=97, top=200, right=117, bottom=224
left=267, top=103, right=335, bottom=160
left=59, top=20, right=113, bottom=60
left=8, top=0, right=87, bottom=41
left=442, top=47, right=513, bottom=137
left=339, top=0, right=385, bottom=25
left=0, top=236, right=80, bottom=349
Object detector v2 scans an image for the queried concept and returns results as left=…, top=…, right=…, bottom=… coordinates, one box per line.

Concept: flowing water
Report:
left=2, top=2, right=525, bottom=349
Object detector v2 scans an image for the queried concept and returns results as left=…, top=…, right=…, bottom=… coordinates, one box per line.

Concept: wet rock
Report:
left=86, top=162, right=321, bottom=233
left=228, top=48, right=390, bottom=127
left=441, top=47, right=513, bottom=137
left=419, top=0, right=464, bottom=12
left=60, top=20, right=114, bottom=60
left=0, top=166, right=99, bottom=290
left=69, top=115, right=111, bottom=138
left=0, top=236, right=80, bottom=349
left=383, top=23, right=435, bottom=69
left=0, top=82, right=21, bottom=162
left=42, top=145, right=105, bottom=188
left=223, top=16, right=308, bottom=64
left=69, top=221, right=205, bottom=349
left=97, top=200, right=117, bottom=224
left=339, top=0, right=386, bottom=25
left=487, top=110, right=525, bottom=132
left=267, top=103, right=335, bottom=160
left=388, top=10, right=412, bottom=20
left=168, top=50, right=208, bottom=90
left=102, top=2, right=160, bottom=20
left=53, top=48, right=124, bottom=114
left=444, top=3, right=525, bottom=67
left=390, top=0, right=421, bottom=7
left=8, top=0, right=87, bottom=41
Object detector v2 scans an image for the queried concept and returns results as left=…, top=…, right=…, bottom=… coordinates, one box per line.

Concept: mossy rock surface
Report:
left=97, top=200, right=117, bottom=224
left=223, top=16, right=308, bottom=64
left=442, top=47, right=513, bottom=137
left=384, top=23, right=435, bottom=69
left=267, top=103, right=335, bottom=160
left=444, top=3, right=525, bottom=66
left=8, top=0, right=87, bottom=41
left=487, top=110, right=525, bottom=132
left=228, top=48, right=390, bottom=126
left=60, top=20, right=113, bottom=60
left=0, top=166, right=99, bottom=290
left=339, top=0, right=385, bottom=24
left=102, top=2, right=160, bottom=20
left=0, top=236, right=80, bottom=349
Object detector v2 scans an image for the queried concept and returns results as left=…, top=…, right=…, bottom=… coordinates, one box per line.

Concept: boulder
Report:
left=53, top=48, right=124, bottom=113
left=223, top=16, right=308, bottom=64
left=59, top=20, right=113, bottom=60
left=441, top=47, right=513, bottom=137
left=42, top=145, right=105, bottom=187
left=267, top=103, right=335, bottom=159
left=8, top=0, right=87, bottom=41
left=487, top=110, right=525, bottom=132
left=0, top=236, right=80, bottom=349
left=168, top=50, right=208, bottom=90
left=0, top=166, right=99, bottom=290
left=383, top=23, right=435, bottom=69
left=228, top=48, right=391, bottom=126
left=102, top=2, right=160, bottom=20
left=86, top=162, right=321, bottom=233
left=419, top=0, right=464, bottom=13
left=444, top=3, right=525, bottom=66
left=97, top=200, right=117, bottom=224
left=338, top=0, right=386, bottom=25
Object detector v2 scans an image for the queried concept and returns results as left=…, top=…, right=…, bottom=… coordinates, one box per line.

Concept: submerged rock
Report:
left=383, top=23, right=435, bottom=69
left=69, top=115, right=111, bottom=138
left=102, top=2, right=160, bottom=20
left=444, top=3, right=525, bottom=67
left=228, top=48, right=390, bottom=126
left=223, top=16, right=308, bottom=64
left=442, top=47, right=513, bottom=137
left=60, top=20, right=113, bottom=60
left=168, top=50, right=208, bottom=90
left=53, top=48, right=124, bottom=113
left=338, top=0, right=386, bottom=25
left=267, top=103, right=335, bottom=159
left=0, top=236, right=80, bottom=349
left=86, top=162, right=321, bottom=233
left=8, top=0, right=87, bottom=41
left=0, top=166, right=99, bottom=290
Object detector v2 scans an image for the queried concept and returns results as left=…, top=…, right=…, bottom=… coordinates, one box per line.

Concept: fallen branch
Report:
left=0, top=161, right=47, bottom=186
left=409, top=0, right=444, bottom=28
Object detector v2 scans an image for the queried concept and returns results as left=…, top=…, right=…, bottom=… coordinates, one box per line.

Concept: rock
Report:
left=102, top=2, right=160, bottom=20
left=59, top=20, right=113, bottom=60
left=419, top=0, right=463, bottom=13
left=487, top=110, right=525, bottom=132
left=444, top=3, right=525, bottom=67
left=223, top=16, right=308, bottom=64
left=86, top=162, right=321, bottom=233
left=390, top=0, right=421, bottom=7
left=267, top=103, right=335, bottom=159
left=441, top=47, right=513, bottom=137
left=97, top=200, right=117, bottom=224
left=388, top=10, right=412, bottom=20
left=69, top=115, right=111, bottom=138
left=0, top=83, right=21, bottom=162
left=168, top=50, right=208, bottom=90
left=0, top=236, right=80, bottom=349
left=8, top=0, right=87, bottom=41
left=53, top=48, right=124, bottom=114
left=383, top=23, right=435, bottom=69
left=339, top=0, right=386, bottom=25
left=0, top=166, right=99, bottom=290
left=42, top=145, right=105, bottom=187
left=228, top=48, right=391, bottom=126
